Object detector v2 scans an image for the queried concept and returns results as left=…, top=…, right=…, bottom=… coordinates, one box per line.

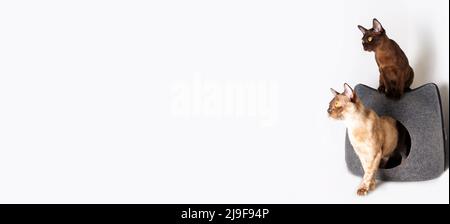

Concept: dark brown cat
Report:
left=358, top=18, right=414, bottom=99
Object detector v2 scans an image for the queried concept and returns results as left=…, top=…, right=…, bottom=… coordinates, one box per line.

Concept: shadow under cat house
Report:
left=345, top=83, right=446, bottom=181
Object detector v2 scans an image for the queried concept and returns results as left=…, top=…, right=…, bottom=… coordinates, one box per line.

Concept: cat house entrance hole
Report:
left=380, top=121, right=411, bottom=169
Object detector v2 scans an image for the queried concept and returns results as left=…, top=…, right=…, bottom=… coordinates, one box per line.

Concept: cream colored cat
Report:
left=328, top=83, right=398, bottom=196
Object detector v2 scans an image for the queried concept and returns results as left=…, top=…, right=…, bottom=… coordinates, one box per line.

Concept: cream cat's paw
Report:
left=369, top=179, right=376, bottom=191
left=357, top=187, right=369, bottom=196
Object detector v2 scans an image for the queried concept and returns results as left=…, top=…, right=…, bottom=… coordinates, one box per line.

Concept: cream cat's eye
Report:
left=335, top=102, right=340, bottom=107
left=368, top=37, right=373, bottom=42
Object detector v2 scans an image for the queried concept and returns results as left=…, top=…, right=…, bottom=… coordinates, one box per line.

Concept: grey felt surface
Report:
left=345, top=83, right=446, bottom=181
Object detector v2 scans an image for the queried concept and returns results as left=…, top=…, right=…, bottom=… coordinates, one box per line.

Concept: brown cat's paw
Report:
left=385, top=90, right=393, bottom=98
left=391, top=90, right=403, bottom=99
left=357, top=187, right=369, bottom=196
left=384, top=87, right=403, bottom=99
left=385, top=90, right=402, bottom=99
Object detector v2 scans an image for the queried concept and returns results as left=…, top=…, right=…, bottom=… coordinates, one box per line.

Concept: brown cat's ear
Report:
left=343, top=83, right=354, bottom=100
left=358, top=25, right=368, bottom=34
left=330, top=88, right=339, bottom=96
left=372, top=18, right=384, bottom=33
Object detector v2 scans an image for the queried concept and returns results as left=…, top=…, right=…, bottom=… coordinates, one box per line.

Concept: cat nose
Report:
left=327, top=108, right=332, bottom=114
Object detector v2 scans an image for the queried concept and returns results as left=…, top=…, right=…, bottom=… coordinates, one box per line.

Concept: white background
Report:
left=0, top=0, right=448, bottom=203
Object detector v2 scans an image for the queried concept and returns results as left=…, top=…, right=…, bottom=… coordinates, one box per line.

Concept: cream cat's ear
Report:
left=343, top=83, right=354, bottom=100
left=358, top=25, right=367, bottom=34
left=330, top=88, right=339, bottom=96
left=373, top=18, right=384, bottom=33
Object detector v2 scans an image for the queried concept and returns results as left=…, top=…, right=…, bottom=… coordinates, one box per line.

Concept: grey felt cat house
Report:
left=345, top=83, right=446, bottom=181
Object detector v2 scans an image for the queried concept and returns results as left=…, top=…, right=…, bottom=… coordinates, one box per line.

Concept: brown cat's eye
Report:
left=368, top=37, right=373, bottom=42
